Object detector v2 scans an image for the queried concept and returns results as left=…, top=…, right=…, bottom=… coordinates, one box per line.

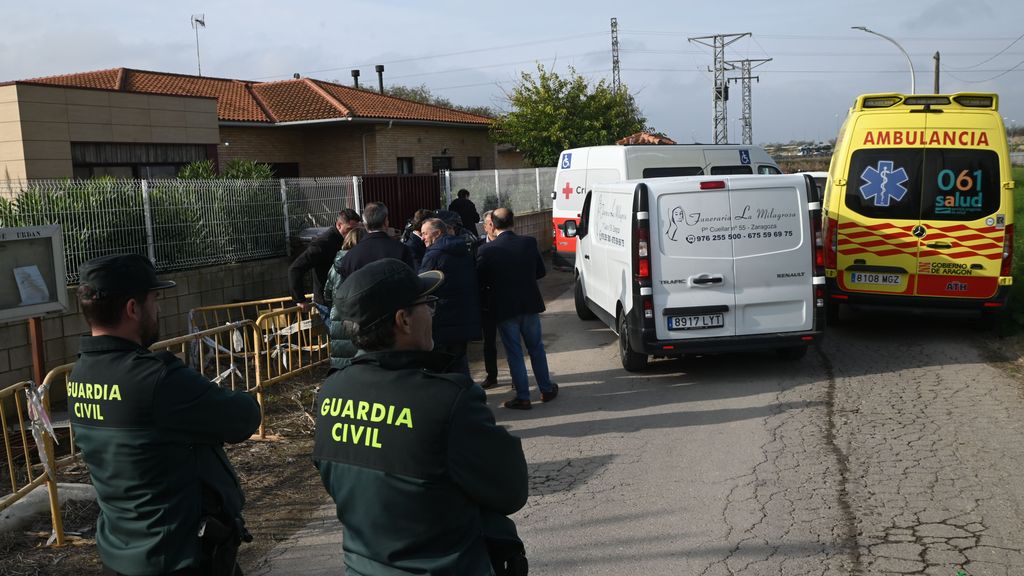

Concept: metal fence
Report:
left=0, top=178, right=360, bottom=284
left=444, top=168, right=556, bottom=215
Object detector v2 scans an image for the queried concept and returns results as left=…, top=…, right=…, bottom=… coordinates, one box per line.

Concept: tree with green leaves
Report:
left=490, top=64, right=651, bottom=167
left=385, top=84, right=495, bottom=118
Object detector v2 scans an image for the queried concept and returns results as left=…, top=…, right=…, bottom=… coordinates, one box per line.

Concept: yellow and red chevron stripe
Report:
left=838, top=221, right=1004, bottom=261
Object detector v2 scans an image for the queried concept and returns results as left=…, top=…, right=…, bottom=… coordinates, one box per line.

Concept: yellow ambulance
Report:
left=822, top=93, right=1014, bottom=321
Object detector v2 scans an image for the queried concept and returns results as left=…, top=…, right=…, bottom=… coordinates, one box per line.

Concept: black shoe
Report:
left=541, top=383, right=559, bottom=403
left=480, top=375, right=498, bottom=390
left=503, top=398, right=532, bottom=410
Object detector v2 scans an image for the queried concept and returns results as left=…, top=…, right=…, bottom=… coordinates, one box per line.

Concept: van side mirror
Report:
left=562, top=220, right=578, bottom=238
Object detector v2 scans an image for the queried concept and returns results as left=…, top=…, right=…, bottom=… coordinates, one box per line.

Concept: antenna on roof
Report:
left=191, top=14, right=206, bottom=76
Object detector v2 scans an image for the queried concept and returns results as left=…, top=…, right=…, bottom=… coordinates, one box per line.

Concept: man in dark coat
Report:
left=314, top=259, right=528, bottom=575
left=402, top=208, right=433, bottom=270
left=448, top=188, right=480, bottom=232
left=477, top=208, right=558, bottom=410
left=339, top=202, right=415, bottom=277
left=288, top=208, right=361, bottom=318
left=419, top=217, right=481, bottom=378
left=69, top=254, right=261, bottom=575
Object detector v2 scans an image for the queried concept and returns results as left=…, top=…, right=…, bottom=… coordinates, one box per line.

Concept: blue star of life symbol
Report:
left=859, top=160, right=909, bottom=207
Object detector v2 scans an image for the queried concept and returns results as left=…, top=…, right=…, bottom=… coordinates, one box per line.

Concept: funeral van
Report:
left=563, top=173, right=825, bottom=371
left=822, top=93, right=1014, bottom=321
left=552, top=145, right=781, bottom=267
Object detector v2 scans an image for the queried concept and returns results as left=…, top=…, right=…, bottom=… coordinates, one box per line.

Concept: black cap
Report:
left=336, top=259, right=443, bottom=330
left=78, top=254, right=176, bottom=297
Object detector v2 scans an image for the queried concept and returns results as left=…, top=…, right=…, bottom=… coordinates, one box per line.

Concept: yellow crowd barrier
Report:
left=0, top=379, right=65, bottom=546
left=252, top=305, right=330, bottom=437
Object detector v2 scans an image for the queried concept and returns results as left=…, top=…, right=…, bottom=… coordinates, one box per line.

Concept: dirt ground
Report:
left=0, top=369, right=329, bottom=576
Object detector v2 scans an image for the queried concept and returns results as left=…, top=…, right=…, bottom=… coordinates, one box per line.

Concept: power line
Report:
left=946, top=32, right=1024, bottom=70
left=942, top=58, right=1024, bottom=83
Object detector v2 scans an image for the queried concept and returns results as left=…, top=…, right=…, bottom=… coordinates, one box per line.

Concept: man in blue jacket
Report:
left=476, top=208, right=558, bottom=410
left=419, top=217, right=480, bottom=378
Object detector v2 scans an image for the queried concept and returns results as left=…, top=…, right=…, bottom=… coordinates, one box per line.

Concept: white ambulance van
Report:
left=564, top=173, right=825, bottom=371
left=552, top=145, right=782, bottom=267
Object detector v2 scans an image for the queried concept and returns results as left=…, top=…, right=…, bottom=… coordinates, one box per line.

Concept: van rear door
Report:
left=650, top=178, right=737, bottom=340
left=730, top=175, right=815, bottom=335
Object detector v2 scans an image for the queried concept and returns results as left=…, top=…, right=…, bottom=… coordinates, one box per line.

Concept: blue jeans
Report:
left=497, top=313, right=554, bottom=401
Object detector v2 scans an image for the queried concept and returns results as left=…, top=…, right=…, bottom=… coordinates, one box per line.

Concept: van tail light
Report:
left=813, top=214, right=824, bottom=268
left=643, top=298, right=654, bottom=319
left=636, top=227, right=651, bottom=279
left=823, top=217, right=839, bottom=270
left=1001, top=224, right=1014, bottom=277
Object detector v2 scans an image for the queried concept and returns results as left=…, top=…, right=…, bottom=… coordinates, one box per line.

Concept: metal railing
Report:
left=443, top=168, right=556, bottom=215
left=0, top=379, right=64, bottom=546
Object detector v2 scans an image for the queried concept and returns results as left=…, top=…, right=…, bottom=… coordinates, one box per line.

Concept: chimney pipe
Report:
left=351, top=69, right=360, bottom=89
left=375, top=64, right=384, bottom=93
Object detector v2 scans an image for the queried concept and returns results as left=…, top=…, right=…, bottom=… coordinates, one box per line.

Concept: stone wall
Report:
left=0, top=257, right=290, bottom=390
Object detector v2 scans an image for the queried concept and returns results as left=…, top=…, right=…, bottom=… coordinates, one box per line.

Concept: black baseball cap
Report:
left=336, top=259, right=443, bottom=330
left=78, top=254, right=176, bottom=297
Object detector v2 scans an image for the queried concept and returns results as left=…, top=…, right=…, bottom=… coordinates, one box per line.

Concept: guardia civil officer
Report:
left=314, top=258, right=529, bottom=575
left=68, top=254, right=261, bottom=576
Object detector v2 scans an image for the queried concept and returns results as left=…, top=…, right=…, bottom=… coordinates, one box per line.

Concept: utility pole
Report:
left=933, top=51, right=940, bottom=93
left=611, top=17, right=621, bottom=94
left=191, top=14, right=206, bottom=77
left=726, top=57, right=771, bottom=144
left=689, top=33, right=749, bottom=144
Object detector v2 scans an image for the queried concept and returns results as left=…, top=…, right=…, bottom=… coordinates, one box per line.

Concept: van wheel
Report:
left=826, top=301, right=841, bottom=326
left=618, top=312, right=648, bottom=372
left=776, top=346, right=808, bottom=361
left=574, top=275, right=597, bottom=320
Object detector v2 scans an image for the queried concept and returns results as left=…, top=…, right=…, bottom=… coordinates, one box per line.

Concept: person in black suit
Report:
left=402, top=208, right=433, bottom=270
left=339, top=202, right=416, bottom=278
left=476, top=207, right=558, bottom=410
left=289, top=208, right=362, bottom=319
left=448, top=189, right=481, bottom=232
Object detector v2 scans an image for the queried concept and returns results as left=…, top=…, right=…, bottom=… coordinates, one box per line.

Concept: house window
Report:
left=269, top=163, right=300, bottom=178
left=431, top=157, right=453, bottom=172
left=467, top=156, right=481, bottom=170
left=397, top=157, right=415, bottom=174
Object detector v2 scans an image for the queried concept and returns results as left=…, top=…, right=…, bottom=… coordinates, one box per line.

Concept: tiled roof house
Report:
left=0, top=67, right=503, bottom=180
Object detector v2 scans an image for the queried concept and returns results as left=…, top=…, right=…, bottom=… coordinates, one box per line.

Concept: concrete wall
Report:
left=0, top=257, right=289, bottom=390
left=0, top=84, right=219, bottom=180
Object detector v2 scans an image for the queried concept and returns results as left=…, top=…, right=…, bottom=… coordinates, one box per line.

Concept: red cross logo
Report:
left=561, top=182, right=573, bottom=200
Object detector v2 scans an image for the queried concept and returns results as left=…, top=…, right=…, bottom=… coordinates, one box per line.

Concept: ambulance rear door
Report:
left=913, top=109, right=1004, bottom=300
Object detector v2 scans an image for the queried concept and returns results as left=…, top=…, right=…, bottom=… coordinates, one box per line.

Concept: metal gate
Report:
left=359, top=174, right=441, bottom=229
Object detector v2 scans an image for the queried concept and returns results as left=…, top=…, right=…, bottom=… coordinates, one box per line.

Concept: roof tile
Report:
left=12, top=67, right=492, bottom=126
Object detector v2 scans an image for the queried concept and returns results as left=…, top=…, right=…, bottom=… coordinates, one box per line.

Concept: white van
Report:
left=564, top=174, right=825, bottom=371
left=552, top=145, right=782, bottom=266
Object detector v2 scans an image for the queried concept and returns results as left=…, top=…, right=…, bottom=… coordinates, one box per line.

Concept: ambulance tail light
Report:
left=1001, top=224, right=1014, bottom=277
left=823, top=217, right=839, bottom=270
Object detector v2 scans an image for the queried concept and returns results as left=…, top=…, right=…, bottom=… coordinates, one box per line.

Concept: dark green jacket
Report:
left=313, top=350, right=528, bottom=576
left=68, top=335, right=261, bottom=575
left=324, top=248, right=357, bottom=370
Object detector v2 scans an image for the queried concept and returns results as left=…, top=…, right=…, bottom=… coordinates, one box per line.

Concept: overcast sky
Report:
left=3, top=0, right=1022, bottom=148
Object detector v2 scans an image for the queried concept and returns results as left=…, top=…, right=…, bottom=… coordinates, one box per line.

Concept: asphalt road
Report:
left=500, top=285, right=1024, bottom=576
left=252, top=272, right=1024, bottom=576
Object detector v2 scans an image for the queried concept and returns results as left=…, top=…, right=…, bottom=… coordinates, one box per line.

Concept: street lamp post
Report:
left=852, top=26, right=915, bottom=94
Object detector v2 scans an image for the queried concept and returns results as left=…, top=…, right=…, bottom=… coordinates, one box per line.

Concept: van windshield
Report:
left=710, top=165, right=754, bottom=175
left=844, top=148, right=1000, bottom=221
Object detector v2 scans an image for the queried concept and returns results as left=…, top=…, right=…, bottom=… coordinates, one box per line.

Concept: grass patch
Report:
left=1011, top=166, right=1024, bottom=325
